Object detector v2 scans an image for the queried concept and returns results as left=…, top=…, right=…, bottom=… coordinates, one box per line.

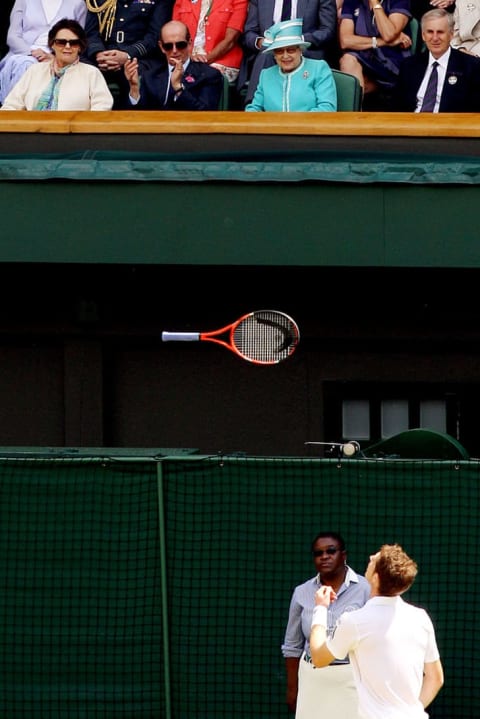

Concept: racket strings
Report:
left=233, top=311, right=298, bottom=363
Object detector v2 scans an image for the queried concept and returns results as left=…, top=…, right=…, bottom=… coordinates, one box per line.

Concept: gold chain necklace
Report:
left=85, top=0, right=117, bottom=40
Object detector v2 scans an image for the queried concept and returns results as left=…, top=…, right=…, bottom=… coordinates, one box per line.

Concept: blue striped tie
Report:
left=420, top=61, right=439, bottom=113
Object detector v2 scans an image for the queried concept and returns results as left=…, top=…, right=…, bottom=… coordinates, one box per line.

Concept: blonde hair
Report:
left=374, top=544, right=418, bottom=596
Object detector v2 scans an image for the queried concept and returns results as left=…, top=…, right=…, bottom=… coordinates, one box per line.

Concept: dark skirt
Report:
left=346, top=46, right=411, bottom=89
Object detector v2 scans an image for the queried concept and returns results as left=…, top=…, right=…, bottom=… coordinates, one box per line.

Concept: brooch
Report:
left=184, top=75, right=195, bottom=83
left=303, top=71, right=309, bottom=78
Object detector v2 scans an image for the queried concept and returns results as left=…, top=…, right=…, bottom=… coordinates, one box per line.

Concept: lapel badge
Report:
left=448, top=75, right=458, bottom=84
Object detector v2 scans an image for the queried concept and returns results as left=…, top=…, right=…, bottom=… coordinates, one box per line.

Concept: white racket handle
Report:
left=162, top=332, right=200, bottom=342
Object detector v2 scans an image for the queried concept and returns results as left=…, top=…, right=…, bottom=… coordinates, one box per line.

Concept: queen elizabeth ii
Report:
left=245, top=18, right=337, bottom=112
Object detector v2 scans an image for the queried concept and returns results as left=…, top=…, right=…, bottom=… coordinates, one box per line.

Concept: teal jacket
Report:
left=245, top=57, right=337, bottom=112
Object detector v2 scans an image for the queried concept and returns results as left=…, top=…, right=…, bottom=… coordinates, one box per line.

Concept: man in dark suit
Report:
left=392, top=8, right=480, bottom=111
left=124, top=20, right=224, bottom=110
left=237, top=0, right=338, bottom=104
left=84, top=0, right=174, bottom=108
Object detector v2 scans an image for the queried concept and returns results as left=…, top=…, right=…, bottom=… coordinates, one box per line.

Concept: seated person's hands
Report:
left=31, top=48, right=51, bottom=62
left=191, top=50, right=208, bottom=62
left=96, top=49, right=130, bottom=72
left=170, top=57, right=184, bottom=92
left=124, top=57, right=140, bottom=99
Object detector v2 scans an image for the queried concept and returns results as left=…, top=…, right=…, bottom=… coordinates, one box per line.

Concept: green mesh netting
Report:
left=0, top=454, right=478, bottom=718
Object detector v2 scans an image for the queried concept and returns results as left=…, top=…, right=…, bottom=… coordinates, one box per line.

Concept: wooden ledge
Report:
left=1, top=110, right=480, bottom=137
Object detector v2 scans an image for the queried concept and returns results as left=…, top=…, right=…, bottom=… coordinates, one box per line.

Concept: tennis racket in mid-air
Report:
left=161, top=310, right=300, bottom=365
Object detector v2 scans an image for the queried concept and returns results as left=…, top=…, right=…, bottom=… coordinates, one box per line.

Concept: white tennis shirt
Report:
left=326, top=595, right=440, bottom=719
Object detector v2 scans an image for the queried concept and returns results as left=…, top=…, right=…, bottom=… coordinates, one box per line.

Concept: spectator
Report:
left=451, top=0, right=480, bottom=56
left=392, top=8, right=480, bottom=110
left=172, top=0, right=248, bottom=84
left=0, top=0, right=87, bottom=105
left=411, top=0, right=455, bottom=22
left=84, top=0, right=173, bottom=108
left=124, top=20, right=223, bottom=109
left=1, top=18, right=113, bottom=110
left=0, top=0, right=15, bottom=59
left=245, top=18, right=337, bottom=111
left=238, top=0, right=337, bottom=106
left=338, top=0, right=413, bottom=107
left=310, top=544, right=444, bottom=719
left=281, top=532, right=370, bottom=719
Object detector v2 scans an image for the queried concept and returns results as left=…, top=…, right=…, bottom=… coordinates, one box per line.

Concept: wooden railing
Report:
left=0, top=110, right=480, bottom=137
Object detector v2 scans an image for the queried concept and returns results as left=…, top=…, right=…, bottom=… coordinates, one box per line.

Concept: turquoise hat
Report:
left=262, top=19, right=311, bottom=54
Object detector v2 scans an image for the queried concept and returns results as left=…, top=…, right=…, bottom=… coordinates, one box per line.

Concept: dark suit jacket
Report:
left=238, top=0, right=337, bottom=102
left=132, top=60, right=224, bottom=110
left=85, top=0, right=173, bottom=60
left=392, top=47, right=480, bottom=112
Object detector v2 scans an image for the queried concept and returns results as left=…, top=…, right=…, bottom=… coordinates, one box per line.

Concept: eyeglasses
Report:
left=312, top=548, right=341, bottom=557
left=273, top=46, right=299, bottom=55
left=54, top=38, right=82, bottom=48
left=161, top=40, right=189, bottom=51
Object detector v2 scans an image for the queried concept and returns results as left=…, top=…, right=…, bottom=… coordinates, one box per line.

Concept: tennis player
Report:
left=309, top=544, right=444, bottom=719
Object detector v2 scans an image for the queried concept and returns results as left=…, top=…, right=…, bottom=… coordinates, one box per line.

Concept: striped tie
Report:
left=420, top=61, right=439, bottom=113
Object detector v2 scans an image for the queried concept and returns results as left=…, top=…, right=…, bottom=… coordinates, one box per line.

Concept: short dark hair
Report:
left=311, top=531, right=346, bottom=552
left=48, top=18, right=87, bottom=53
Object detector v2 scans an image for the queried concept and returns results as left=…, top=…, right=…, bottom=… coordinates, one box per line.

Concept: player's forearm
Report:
left=419, top=660, right=444, bottom=708
left=309, top=606, right=333, bottom=667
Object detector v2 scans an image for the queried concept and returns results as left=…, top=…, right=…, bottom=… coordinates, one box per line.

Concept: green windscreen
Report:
left=0, top=457, right=164, bottom=718
left=0, top=454, right=477, bottom=718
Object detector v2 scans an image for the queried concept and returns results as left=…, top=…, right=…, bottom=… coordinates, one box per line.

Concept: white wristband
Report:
left=372, top=36, right=378, bottom=49
left=311, top=605, right=328, bottom=627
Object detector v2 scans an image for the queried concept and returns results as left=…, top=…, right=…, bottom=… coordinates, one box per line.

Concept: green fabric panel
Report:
left=164, top=456, right=475, bottom=719
left=0, top=454, right=478, bottom=718
left=1, top=150, right=480, bottom=183
left=0, top=458, right=164, bottom=719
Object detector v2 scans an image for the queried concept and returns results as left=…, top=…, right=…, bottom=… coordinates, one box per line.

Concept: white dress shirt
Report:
left=273, top=0, right=299, bottom=22
left=415, top=48, right=451, bottom=113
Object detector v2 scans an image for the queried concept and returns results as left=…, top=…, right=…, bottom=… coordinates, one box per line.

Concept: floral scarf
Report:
left=34, top=60, right=76, bottom=111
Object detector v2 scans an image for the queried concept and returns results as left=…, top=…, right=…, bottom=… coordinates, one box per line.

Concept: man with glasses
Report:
left=310, top=544, right=444, bottom=719
left=124, top=20, right=223, bottom=109
left=84, top=0, right=173, bottom=107
left=282, top=532, right=370, bottom=719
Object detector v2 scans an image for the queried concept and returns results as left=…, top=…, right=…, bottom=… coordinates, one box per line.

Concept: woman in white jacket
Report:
left=1, top=17, right=113, bottom=110
left=0, top=0, right=87, bottom=104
